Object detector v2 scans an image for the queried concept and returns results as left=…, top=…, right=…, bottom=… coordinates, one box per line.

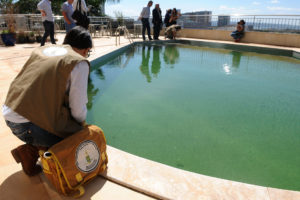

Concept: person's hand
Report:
left=81, top=121, right=89, bottom=127
left=41, top=10, right=46, bottom=17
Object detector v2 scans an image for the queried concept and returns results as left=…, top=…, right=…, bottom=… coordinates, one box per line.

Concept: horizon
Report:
left=105, top=0, right=300, bottom=17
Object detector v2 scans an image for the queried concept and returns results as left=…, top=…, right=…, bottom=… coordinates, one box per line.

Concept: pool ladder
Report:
left=115, top=26, right=133, bottom=46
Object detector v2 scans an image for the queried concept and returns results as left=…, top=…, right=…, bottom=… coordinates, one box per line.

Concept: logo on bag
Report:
left=75, top=140, right=100, bottom=173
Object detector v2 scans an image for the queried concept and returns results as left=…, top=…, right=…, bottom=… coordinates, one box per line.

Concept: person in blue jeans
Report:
left=38, top=0, right=56, bottom=46
left=2, top=26, right=92, bottom=176
left=231, top=20, right=246, bottom=42
left=62, top=0, right=76, bottom=33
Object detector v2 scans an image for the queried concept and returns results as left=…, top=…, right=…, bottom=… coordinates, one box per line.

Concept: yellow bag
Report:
left=39, top=125, right=108, bottom=197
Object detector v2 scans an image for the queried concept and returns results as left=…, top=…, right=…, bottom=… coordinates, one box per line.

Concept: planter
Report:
left=1, top=33, right=16, bottom=46
left=36, top=35, right=42, bottom=43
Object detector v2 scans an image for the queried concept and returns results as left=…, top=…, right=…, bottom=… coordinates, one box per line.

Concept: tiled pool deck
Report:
left=1, top=34, right=300, bottom=200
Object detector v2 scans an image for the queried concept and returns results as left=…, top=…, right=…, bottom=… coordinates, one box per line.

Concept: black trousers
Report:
left=141, top=18, right=151, bottom=40
left=153, top=23, right=161, bottom=39
left=41, top=20, right=56, bottom=46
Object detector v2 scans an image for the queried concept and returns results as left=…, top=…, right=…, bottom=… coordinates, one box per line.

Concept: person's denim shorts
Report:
left=5, top=120, right=63, bottom=148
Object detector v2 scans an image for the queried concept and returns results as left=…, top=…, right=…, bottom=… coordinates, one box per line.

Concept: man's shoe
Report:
left=11, top=144, right=41, bottom=176
left=149, top=37, right=153, bottom=41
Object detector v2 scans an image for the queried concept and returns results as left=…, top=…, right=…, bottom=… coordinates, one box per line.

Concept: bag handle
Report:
left=76, top=0, right=81, bottom=12
left=73, top=186, right=85, bottom=198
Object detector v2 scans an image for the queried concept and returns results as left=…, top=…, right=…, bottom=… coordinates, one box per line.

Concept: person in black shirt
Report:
left=152, top=4, right=162, bottom=40
left=164, top=9, right=171, bottom=27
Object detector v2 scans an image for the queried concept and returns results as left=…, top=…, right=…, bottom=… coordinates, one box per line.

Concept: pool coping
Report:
left=91, top=39, right=300, bottom=68
left=91, top=39, right=300, bottom=200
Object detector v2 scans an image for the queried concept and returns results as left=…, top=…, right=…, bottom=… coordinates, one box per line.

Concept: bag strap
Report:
left=76, top=0, right=81, bottom=12
left=49, top=150, right=87, bottom=198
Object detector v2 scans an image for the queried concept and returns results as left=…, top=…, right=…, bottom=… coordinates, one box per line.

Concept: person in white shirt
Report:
left=139, top=1, right=153, bottom=41
left=37, top=0, right=56, bottom=46
left=2, top=26, right=92, bottom=176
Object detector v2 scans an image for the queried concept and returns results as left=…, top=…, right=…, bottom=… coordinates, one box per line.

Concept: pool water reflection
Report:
left=87, top=43, right=300, bottom=191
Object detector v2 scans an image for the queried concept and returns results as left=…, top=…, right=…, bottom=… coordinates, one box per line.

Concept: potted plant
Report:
left=35, top=30, right=42, bottom=43
left=28, top=31, right=35, bottom=43
left=0, top=0, right=17, bottom=46
left=16, top=31, right=26, bottom=43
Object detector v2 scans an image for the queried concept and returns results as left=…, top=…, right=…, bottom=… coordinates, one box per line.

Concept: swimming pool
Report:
left=87, top=41, right=300, bottom=191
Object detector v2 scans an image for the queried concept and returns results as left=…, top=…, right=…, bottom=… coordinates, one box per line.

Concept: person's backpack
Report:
left=39, top=125, right=108, bottom=197
left=72, top=0, right=90, bottom=29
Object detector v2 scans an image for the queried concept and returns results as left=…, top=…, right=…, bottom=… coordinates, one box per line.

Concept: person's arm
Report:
left=62, top=4, right=71, bottom=24
left=81, top=0, right=89, bottom=12
left=152, top=9, right=156, bottom=23
left=169, top=15, right=173, bottom=23
left=72, top=0, right=77, bottom=10
left=237, top=24, right=243, bottom=32
left=37, top=1, right=46, bottom=16
left=139, top=7, right=146, bottom=20
left=62, top=11, right=71, bottom=24
left=69, top=61, right=89, bottom=123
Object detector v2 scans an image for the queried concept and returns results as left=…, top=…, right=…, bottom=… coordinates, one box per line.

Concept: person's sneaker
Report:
left=11, top=144, right=41, bottom=176
left=149, top=37, right=153, bottom=41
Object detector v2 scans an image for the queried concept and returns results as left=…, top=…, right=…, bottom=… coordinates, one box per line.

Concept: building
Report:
left=181, top=11, right=212, bottom=28
left=218, top=15, right=231, bottom=27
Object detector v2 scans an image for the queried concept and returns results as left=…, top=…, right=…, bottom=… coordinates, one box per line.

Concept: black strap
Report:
left=76, top=0, right=81, bottom=12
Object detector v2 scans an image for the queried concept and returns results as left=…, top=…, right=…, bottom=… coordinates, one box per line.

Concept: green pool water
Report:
left=87, top=42, right=300, bottom=191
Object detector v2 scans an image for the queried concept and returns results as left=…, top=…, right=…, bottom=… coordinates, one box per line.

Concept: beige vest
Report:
left=5, top=45, right=90, bottom=138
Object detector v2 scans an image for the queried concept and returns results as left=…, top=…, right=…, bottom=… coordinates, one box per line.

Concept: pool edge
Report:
left=90, top=39, right=300, bottom=200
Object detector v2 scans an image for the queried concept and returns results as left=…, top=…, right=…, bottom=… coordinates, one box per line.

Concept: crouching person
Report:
left=231, top=20, right=246, bottom=42
left=165, top=24, right=181, bottom=40
left=2, top=26, right=92, bottom=176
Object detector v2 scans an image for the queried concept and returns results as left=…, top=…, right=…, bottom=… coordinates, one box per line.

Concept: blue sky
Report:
left=105, top=0, right=300, bottom=17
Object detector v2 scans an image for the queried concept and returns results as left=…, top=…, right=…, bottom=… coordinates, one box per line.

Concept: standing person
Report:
left=139, top=1, right=153, bottom=41
left=164, top=9, right=171, bottom=27
left=37, top=0, right=56, bottom=46
left=152, top=4, right=162, bottom=40
left=62, top=0, right=75, bottom=33
left=169, top=8, right=181, bottom=25
left=2, top=26, right=92, bottom=176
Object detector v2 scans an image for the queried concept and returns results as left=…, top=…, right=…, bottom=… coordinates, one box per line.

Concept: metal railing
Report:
left=176, top=15, right=300, bottom=33
left=1, top=14, right=300, bottom=34
left=131, top=14, right=300, bottom=34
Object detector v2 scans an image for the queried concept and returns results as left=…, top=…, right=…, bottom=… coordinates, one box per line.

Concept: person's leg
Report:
left=145, top=19, right=152, bottom=40
left=65, top=22, right=70, bottom=33
left=6, top=120, right=63, bottom=176
left=231, top=31, right=238, bottom=39
left=6, top=121, right=63, bottom=148
left=173, top=30, right=177, bottom=40
left=154, top=24, right=160, bottom=39
left=153, top=25, right=156, bottom=39
left=70, top=22, right=76, bottom=30
left=142, top=18, right=147, bottom=41
left=49, top=21, right=56, bottom=44
left=41, top=21, right=50, bottom=46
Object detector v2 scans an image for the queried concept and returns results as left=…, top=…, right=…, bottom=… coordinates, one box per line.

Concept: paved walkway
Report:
left=1, top=34, right=300, bottom=200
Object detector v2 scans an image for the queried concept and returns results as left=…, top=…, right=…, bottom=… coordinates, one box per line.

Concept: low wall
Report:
left=174, top=29, right=300, bottom=48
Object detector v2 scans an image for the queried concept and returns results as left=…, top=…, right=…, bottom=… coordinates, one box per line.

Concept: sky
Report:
left=105, top=0, right=300, bottom=17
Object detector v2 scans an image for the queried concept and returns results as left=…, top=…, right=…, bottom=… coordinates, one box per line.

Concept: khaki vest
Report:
left=5, top=45, right=90, bottom=138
